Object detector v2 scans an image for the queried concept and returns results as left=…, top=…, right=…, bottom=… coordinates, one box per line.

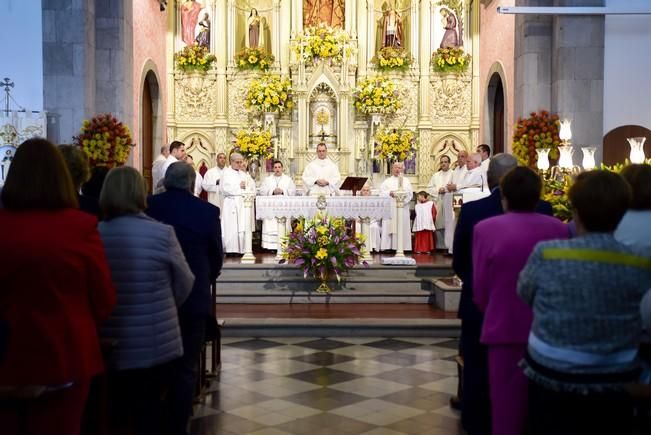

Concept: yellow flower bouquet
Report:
left=279, top=212, right=368, bottom=293
left=175, top=43, right=216, bottom=73
left=235, top=47, right=275, bottom=71
left=374, top=127, right=417, bottom=162
left=353, top=76, right=401, bottom=115
left=431, top=47, right=471, bottom=73
left=294, top=23, right=352, bottom=65
left=246, top=74, right=294, bottom=113
left=232, top=129, right=273, bottom=160
left=73, top=114, right=134, bottom=167
left=371, top=47, right=413, bottom=72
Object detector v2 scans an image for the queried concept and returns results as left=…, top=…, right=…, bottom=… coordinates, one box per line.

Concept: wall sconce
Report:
left=627, top=137, right=647, bottom=164
left=581, top=146, right=597, bottom=170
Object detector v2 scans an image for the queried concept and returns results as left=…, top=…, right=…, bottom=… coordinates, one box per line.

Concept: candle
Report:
left=274, top=139, right=278, bottom=159
left=399, top=173, right=403, bottom=188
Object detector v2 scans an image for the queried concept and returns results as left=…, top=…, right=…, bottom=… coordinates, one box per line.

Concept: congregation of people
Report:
left=1, top=134, right=651, bottom=435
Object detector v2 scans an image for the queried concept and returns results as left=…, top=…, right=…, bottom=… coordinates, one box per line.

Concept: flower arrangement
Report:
left=542, top=175, right=573, bottom=222
left=232, top=129, right=273, bottom=160
left=74, top=114, right=134, bottom=167
left=353, top=76, right=401, bottom=115
left=280, top=212, right=368, bottom=292
left=431, top=47, right=471, bottom=73
left=371, top=47, right=413, bottom=71
left=512, top=111, right=561, bottom=168
left=294, top=23, right=351, bottom=65
left=175, top=43, right=216, bottom=72
left=374, top=127, right=417, bottom=162
left=246, top=74, right=294, bottom=113
left=235, top=47, right=275, bottom=71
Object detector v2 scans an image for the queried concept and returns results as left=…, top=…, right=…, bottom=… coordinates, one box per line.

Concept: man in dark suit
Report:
left=146, top=161, right=223, bottom=435
left=452, top=154, right=553, bottom=435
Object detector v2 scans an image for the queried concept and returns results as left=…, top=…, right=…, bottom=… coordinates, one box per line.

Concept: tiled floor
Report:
left=191, top=337, right=463, bottom=435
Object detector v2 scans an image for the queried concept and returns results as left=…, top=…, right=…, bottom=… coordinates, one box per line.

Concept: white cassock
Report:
left=427, top=170, right=453, bottom=249
left=160, top=155, right=179, bottom=183
left=193, top=171, right=203, bottom=197
left=202, top=166, right=225, bottom=210
left=459, top=167, right=486, bottom=192
left=151, top=154, right=166, bottom=190
left=260, top=174, right=296, bottom=250
left=302, top=158, right=341, bottom=196
left=380, top=176, right=413, bottom=251
left=220, top=167, right=248, bottom=253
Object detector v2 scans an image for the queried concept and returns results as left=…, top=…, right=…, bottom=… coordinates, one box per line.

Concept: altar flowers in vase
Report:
left=74, top=113, right=134, bottom=168
left=235, top=47, right=275, bottom=71
left=280, top=213, right=368, bottom=293
left=294, top=23, right=351, bottom=65
left=374, top=127, right=417, bottom=162
left=246, top=74, right=294, bottom=114
left=232, top=129, right=273, bottom=161
left=174, top=43, right=216, bottom=73
left=431, top=47, right=471, bottom=73
left=353, top=76, right=401, bottom=115
left=371, top=47, right=413, bottom=72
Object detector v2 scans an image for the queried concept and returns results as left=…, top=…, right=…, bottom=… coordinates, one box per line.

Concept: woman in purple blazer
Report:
left=472, top=167, right=568, bottom=435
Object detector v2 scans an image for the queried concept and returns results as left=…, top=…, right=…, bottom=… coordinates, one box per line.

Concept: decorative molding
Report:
left=430, top=74, right=472, bottom=124
left=174, top=72, right=218, bottom=121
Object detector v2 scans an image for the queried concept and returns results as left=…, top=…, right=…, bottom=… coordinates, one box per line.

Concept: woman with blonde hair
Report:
left=98, top=166, right=194, bottom=435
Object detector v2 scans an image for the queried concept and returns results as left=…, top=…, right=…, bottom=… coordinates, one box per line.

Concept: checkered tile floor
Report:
left=191, top=337, right=463, bottom=435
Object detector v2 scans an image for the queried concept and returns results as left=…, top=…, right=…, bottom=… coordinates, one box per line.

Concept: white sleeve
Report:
left=202, top=169, right=221, bottom=192
left=302, top=162, right=317, bottom=188
left=221, top=171, right=242, bottom=197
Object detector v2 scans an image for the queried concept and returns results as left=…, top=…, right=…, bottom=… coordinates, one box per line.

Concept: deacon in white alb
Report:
left=427, top=154, right=453, bottom=249
left=380, top=161, right=413, bottom=252
left=151, top=144, right=169, bottom=190
left=260, top=160, right=296, bottom=250
left=220, top=153, right=250, bottom=254
left=302, top=143, right=341, bottom=196
left=202, top=152, right=227, bottom=209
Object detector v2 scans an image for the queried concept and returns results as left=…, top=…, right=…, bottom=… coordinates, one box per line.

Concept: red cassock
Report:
left=0, top=208, right=116, bottom=386
left=413, top=203, right=437, bottom=253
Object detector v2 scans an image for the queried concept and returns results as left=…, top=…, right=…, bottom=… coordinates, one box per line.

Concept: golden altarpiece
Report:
left=167, top=0, right=480, bottom=189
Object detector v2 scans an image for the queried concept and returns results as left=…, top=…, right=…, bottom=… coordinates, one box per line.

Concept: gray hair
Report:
left=487, top=153, right=518, bottom=189
left=230, top=152, right=243, bottom=163
left=163, top=161, right=195, bottom=191
left=160, top=145, right=169, bottom=154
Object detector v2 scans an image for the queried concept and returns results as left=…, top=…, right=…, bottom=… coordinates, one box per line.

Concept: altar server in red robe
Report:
left=412, top=191, right=437, bottom=253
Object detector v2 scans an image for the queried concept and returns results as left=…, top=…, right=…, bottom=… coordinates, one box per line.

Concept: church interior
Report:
left=1, top=0, right=651, bottom=434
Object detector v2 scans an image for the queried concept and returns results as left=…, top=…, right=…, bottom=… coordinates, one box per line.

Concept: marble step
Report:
left=426, top=277, right=462, bottom=312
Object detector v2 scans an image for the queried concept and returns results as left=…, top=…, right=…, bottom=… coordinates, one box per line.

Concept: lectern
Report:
left=339, top=176, right=368, bottom=196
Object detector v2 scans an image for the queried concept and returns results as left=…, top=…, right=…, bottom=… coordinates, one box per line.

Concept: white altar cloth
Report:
left=255, top=196, right=392, bottom=220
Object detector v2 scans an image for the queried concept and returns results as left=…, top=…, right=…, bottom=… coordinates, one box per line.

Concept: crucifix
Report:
left=2, top=78, right=15, bottom=114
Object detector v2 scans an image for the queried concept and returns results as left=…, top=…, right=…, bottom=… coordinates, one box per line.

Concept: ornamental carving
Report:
left=227, top=73, right=256, bottom=124
left=430, top=74, right=471, bottom=124
left=387, top=81, right=419, bottom=128
left=175, top=72, right=218, bottom=121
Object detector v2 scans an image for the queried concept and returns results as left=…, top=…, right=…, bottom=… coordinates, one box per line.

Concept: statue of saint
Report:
left=245, top=9, right=266, bottom=48
left=440, top=8, right=460, bottom=48
left=195, top=12, right=210, bottom=48
left=381, top=6, right=403, bottom=48
left=181, top=0, right=203, bottom=46
left=303, top=0, right=345, bottom=28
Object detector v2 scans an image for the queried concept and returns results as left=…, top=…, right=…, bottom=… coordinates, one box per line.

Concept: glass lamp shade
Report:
left=581, top=146, right=597, bottom=170
left=558, top=145, right=574, bottom=169
left=627, top=137, right=647, bottom=164
left=536, top=148, right=551, bottom=171
left=559, top=119, right=572, bottom=142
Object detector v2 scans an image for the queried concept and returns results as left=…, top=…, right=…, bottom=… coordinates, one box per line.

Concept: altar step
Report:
left=215, top=263, right=456, bottom=305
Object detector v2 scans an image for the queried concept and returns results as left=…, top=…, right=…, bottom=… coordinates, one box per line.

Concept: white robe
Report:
left=151, top=154, right=166, bottom=191
left=260, top=174, right=296, bottom=250
left=380, top=176, right=413, bottom=251
left=451, top=165, right=468, bottom=188
left=202, top=166, right=225, bottom=210
left=302, top=158, right=341, bottom=196
left=160, top=155, right=179, bottom=182
left=413, top=201, right=436, bottom=232
left=193, top=171, right=203, bottom=197
left=220, top=167, right=248, bottom=253
left=459, top=167, right=486, bottom=192
left=427, top=169, right=453, bottom=232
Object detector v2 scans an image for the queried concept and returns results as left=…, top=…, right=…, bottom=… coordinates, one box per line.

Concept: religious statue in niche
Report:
left=303, top=0, right=345, bottom=28
left=245, top=9, right=266, bottom=48
left=380, top=3, right=403, bottom=48
left=181, top=0, right=204, bottom=46
left=440, top=7, right=460, bottom=48
left=195, top=12, right=211, bottom=48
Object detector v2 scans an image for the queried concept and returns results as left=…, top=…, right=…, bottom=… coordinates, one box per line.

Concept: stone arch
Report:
left=483, top=61, right=509, bottom=154
left=180, top=131, right=214, bottom=169
left=138, top=61, right=163, bottom=192
left=430, top=133, right=469, bottom=171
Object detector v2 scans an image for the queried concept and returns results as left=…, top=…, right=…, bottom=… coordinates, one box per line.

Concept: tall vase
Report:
left=315, top=269, right=331, bottom=294
left=248, top=158, right=261, bottom=182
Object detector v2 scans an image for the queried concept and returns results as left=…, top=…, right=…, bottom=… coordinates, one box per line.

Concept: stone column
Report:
left=215, top=0, right=228, bottom=121
left=241, top=190, right=257, bottom=264
left=409, top=0, right=419, bottom=67
left=227, top=0, right=236, bottom=69
left=272, top=0, right=281, bottom=69
left=393, top=190, right=408, bottom=259
left=357, top=0, right=368, bottom=76
left=275, top=216, right=287, bottom=260
left=418, top=0, right=431, bottom=122
left=280, top=0, right=292, bottom=74
left=469, top=0, right=481, bottom=137
left=297, top=90, right=309, bottom=157
left=366, top=1, right=375, bottom=72
left=166, top=3, right=176, bottom=136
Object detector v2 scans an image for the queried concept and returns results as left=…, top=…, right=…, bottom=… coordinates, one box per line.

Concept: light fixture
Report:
left=536, top=148, right=551, bottom=171
left=559, top=119, right=572, bottom=143
left=581, top=146, right=597, bottom=170
left=627, top=137, right=647, bottom=164
left=558, top=145, right=574, bottom=169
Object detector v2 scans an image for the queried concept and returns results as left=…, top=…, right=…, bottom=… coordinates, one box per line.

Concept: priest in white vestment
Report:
left=159, top=141, right=186, bottom=189
left=359, top=183, right=381, bottom=252
left=302, top=143, right=341, bottom=196
left=427, top=155, right=453, bottom=249
left=151, top=145, right=169, bottom=191
left=458, top=153, right=487, bottom=192
left=260, top=160, right=296, bottom=250
left=220, top=153, right=250, bottom=254
left=202, top=152, right=227, bottom=209
left=380, top=162, right=413, bottom=251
